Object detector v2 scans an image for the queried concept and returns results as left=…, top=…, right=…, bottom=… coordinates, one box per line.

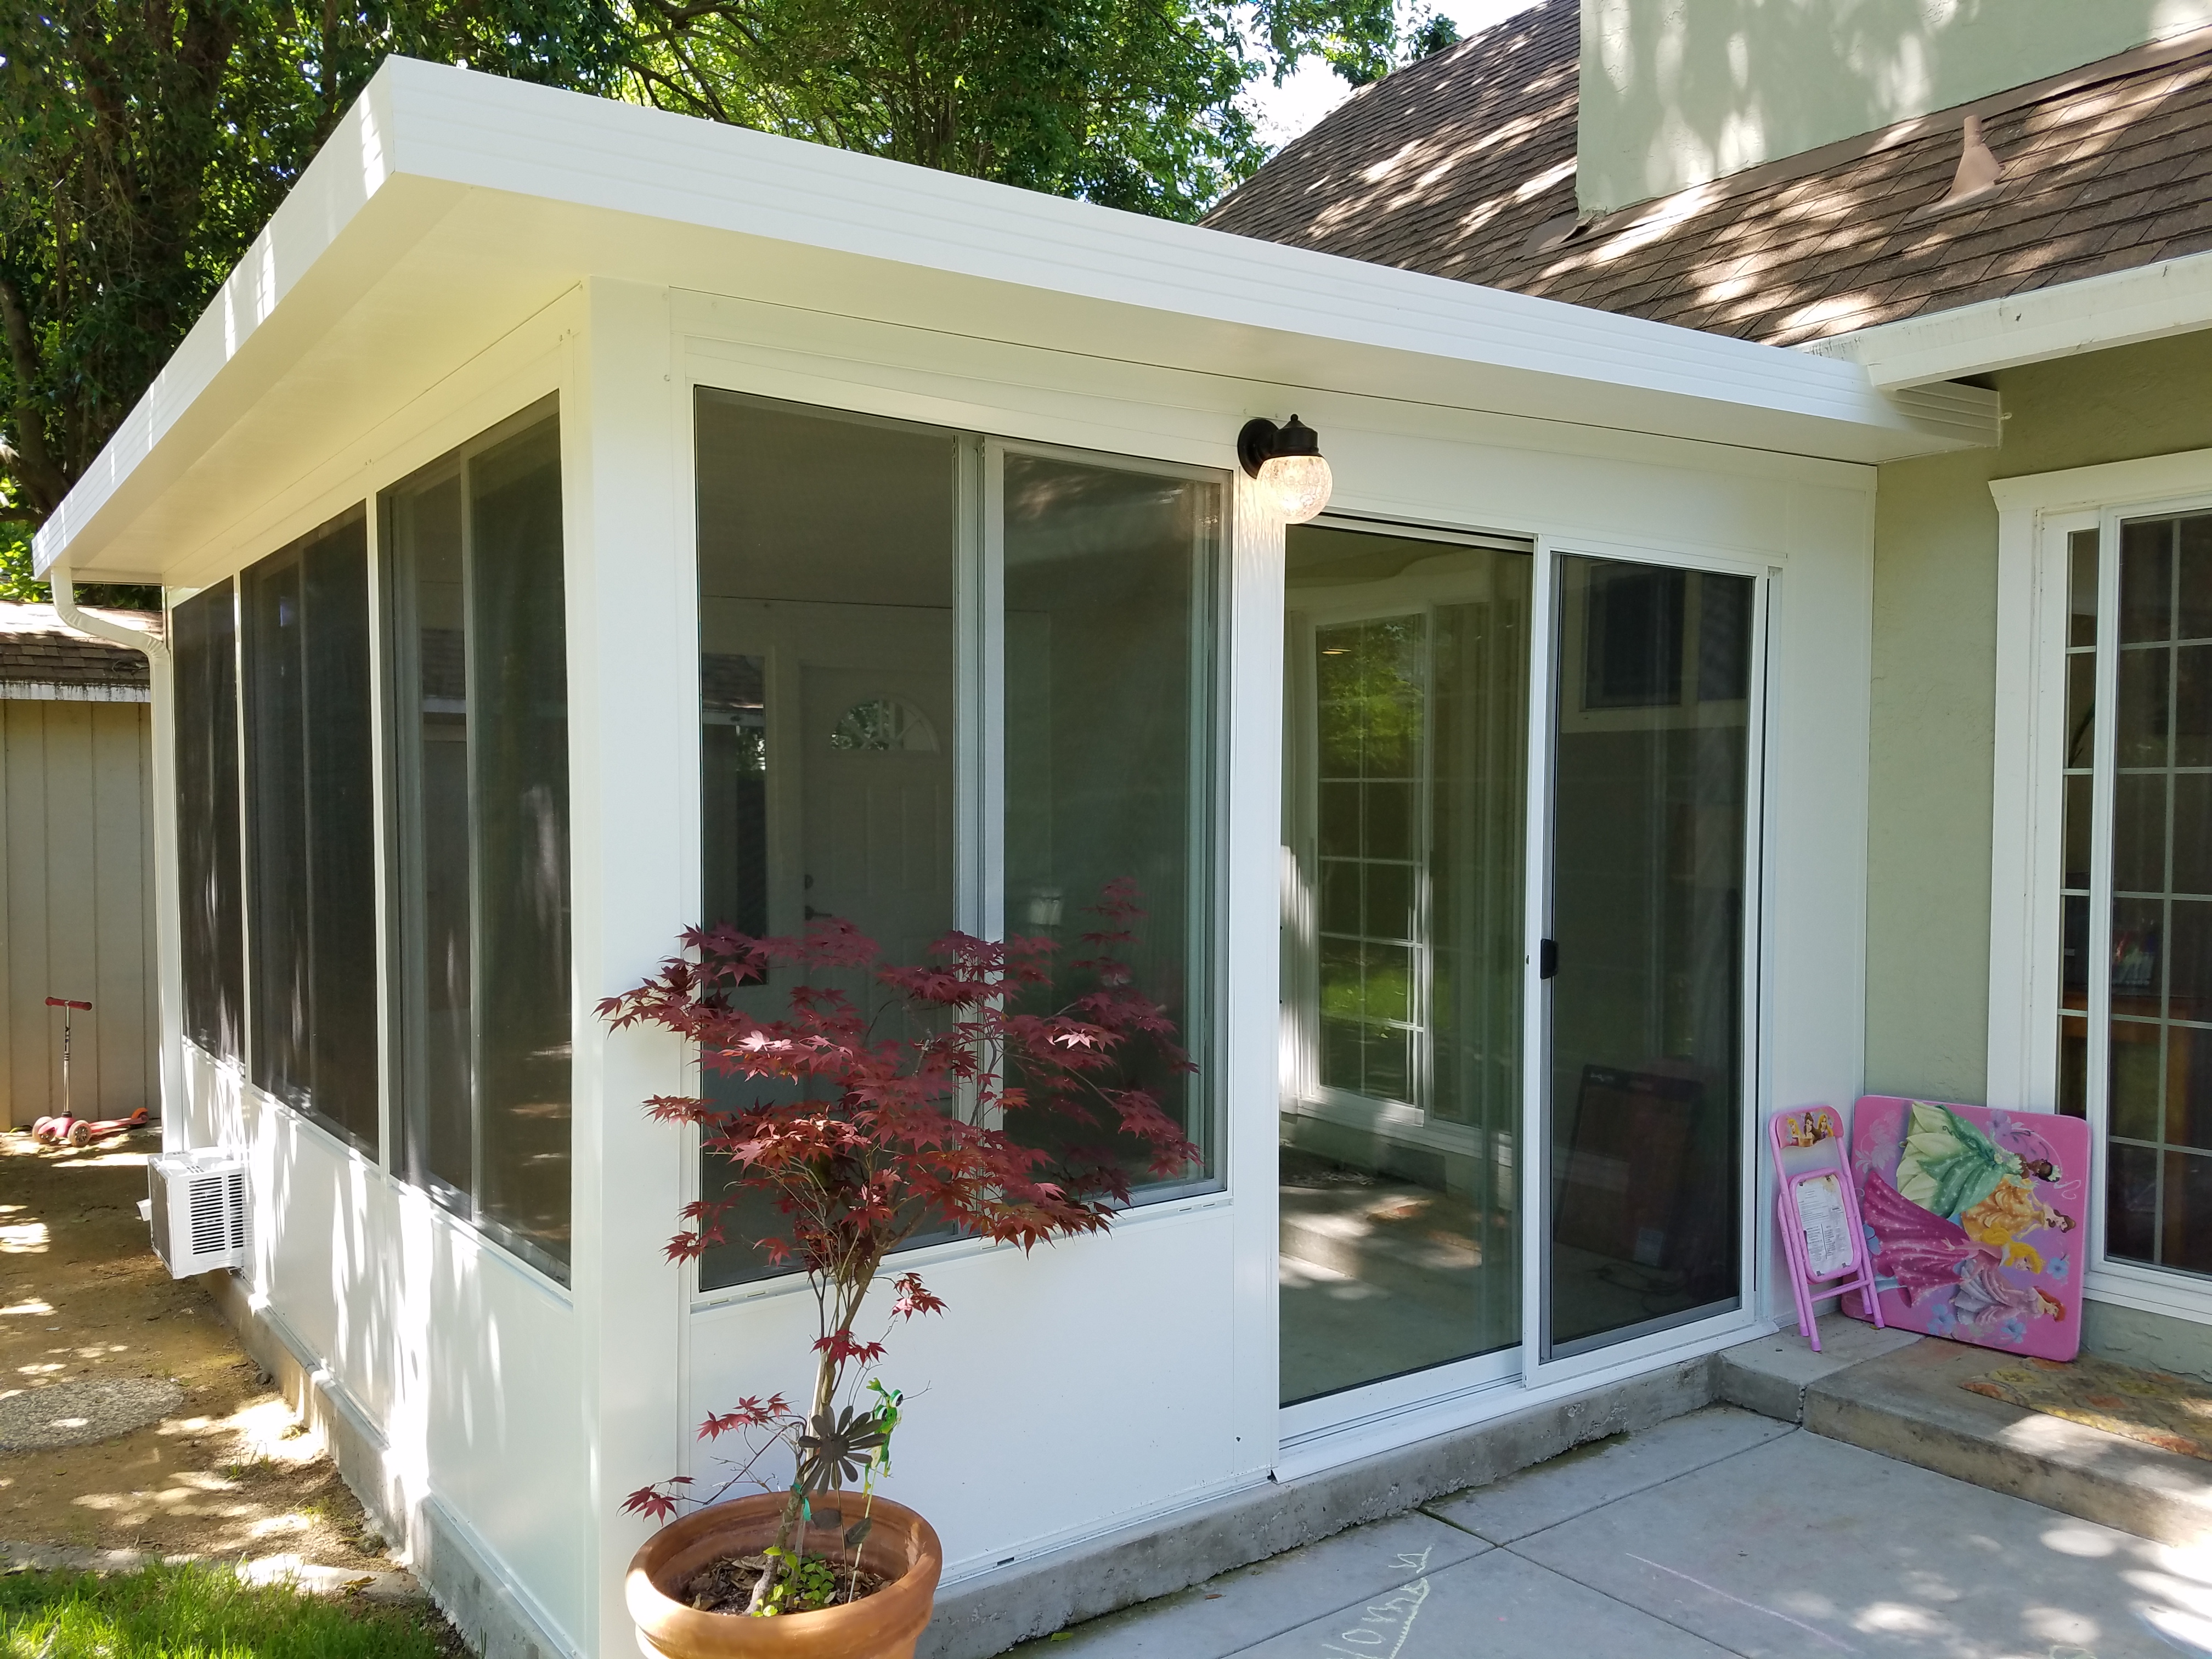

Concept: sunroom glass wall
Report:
left=386, top=407, right=573, bottom=1282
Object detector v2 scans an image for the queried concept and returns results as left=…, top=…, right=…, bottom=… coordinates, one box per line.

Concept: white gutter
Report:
left=46, top=556, right=169, bottom=666
left=1803, top=246, right=2212, bottom=389
left=48, top=554, right=184, bottom=1142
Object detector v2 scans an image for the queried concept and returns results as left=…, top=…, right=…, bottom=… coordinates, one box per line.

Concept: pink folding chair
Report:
left=1767, top=1106, right=1883, bottom=1351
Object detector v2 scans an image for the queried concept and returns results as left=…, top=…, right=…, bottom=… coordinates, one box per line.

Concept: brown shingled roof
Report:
left=1205, top=4, right=2212, bottom=348
left=0, top=602, right=160, bottom=690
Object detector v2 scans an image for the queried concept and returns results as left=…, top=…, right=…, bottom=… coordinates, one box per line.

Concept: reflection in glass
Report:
left=1280, top=524, right=1529, bottom=1403
left=693, top=392, right=960, bottom=1291
left=174, top=584, right=245, bottom=1062
left=1001, top=453, right=1217, bottom=1189
left=1547, top=556, right=1751, bottom=1357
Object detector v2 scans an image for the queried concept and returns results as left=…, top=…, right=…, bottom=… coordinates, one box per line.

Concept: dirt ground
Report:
left=0, top=1128, right=390, bottom=1568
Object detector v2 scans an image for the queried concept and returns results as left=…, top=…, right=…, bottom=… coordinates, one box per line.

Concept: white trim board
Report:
left=36, top=59, right=1994, bottom=584
left=1808, top=247, right=2212, bottom=390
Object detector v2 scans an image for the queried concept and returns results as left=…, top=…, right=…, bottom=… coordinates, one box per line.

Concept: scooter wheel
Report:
left=67, top=1121, right=91, bottom=1147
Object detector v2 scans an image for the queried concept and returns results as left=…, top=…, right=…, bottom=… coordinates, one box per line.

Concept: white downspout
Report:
left=49, top=557, right=185, bottom=1146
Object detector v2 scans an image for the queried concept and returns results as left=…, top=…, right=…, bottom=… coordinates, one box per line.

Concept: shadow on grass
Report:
left=0, top=1560, right=459, bottom=1657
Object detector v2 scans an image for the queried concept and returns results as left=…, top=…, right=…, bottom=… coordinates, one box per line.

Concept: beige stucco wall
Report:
left=1578, top=0, right=2211, bottom=213
left=1869, top=328, right=2212, bottom=1104
left=1870, top=329, right=2212, bottom=1373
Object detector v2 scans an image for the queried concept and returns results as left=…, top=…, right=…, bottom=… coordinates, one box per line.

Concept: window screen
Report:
left=387, top=402, right=572, bottom=1282
left=174, top=583, right=245, bottom=1060
left=242, top=508, right=379, bottom=1152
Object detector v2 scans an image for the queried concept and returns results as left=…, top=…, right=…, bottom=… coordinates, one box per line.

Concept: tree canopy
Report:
left=0, top=0, right=1448, bottom=600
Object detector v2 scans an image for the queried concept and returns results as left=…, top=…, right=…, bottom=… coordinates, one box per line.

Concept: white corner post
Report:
left=1224, top=470, right=1285, bottom=1472
left=568, top=277, right=694, bottom=1658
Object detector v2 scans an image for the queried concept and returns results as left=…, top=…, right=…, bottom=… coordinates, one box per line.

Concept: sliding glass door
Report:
left=1541, top=555, right=1757, bottom=1360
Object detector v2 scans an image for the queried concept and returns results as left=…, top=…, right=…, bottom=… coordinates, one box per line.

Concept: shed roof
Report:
left=1205, top=4, right=2212, bottom=350
left=33, top=56, right=1997, bottom=586
left=0, top=603, right=159, bottom=700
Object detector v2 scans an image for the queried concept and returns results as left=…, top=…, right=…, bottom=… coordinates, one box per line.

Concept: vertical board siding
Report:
left=1, top=701, right=156, bottom=1126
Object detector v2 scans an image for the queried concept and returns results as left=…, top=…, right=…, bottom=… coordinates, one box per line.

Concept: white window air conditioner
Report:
left=147, top=1151, right=249, bottom=1277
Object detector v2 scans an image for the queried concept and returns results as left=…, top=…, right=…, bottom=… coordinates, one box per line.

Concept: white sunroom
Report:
left=35, top=57, right=1998, bottom=1659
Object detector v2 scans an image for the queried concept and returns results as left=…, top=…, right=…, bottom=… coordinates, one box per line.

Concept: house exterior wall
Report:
left=1867, top=326, right=2212, bottom=1376
left=1578, top=0, right=2208, bottom=214
left=0, top=698, right=157, bottom=1127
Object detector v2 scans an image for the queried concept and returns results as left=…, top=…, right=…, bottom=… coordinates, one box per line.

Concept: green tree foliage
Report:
left=0, top=0, right=628, bottom=597
left=624, top=0, right=1401, bottom=219
left=0, top=0, right=1429, bottom=593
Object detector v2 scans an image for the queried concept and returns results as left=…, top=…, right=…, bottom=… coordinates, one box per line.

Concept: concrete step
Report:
left=1720, top=1313, right=2212, bottom=1547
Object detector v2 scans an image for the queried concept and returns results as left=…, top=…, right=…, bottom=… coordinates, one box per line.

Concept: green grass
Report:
left=0, top=1561, right=454, bottom=1658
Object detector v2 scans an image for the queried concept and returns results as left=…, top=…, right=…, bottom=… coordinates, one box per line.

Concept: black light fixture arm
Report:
left=1238, top=414, right=1322, bottom=478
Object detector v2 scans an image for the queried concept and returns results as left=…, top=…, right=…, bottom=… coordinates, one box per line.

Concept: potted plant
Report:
left=600, top=880, right=1194, bottom=1658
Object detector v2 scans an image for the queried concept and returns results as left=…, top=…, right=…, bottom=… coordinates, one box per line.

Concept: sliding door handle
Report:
left=1539, top=938, right=1559, bottom=980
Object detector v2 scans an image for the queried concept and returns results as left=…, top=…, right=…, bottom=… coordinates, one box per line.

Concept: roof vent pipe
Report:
left=1937, top=114, right=2006, bottom=208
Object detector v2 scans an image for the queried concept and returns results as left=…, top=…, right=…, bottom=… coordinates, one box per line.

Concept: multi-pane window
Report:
left=174, top=583, right=245, bottom=1061
left=691, top=391, right=1221, bottom=1294
left=2064, top=510, right=2212, bottom=1276
left=385, top=403, right=573, bottom=1283
left=242, top=509, right=379, bottom=1153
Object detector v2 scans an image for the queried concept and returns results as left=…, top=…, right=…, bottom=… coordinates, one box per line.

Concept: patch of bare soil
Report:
left=683, top=1551, right=886, bottom=1615
left=0, top=1131, right=388, bottom=1567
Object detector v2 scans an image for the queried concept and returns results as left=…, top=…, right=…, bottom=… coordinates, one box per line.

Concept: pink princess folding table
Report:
left=1767, top=1105, right=1882, bottom=1351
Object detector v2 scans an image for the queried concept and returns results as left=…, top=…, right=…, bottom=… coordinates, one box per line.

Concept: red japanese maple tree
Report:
left=598, top=880, right=1195, bottom=1611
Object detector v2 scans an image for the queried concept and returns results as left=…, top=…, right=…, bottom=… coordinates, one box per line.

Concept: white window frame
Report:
left=1989, top=447, right=2212, bottom=1325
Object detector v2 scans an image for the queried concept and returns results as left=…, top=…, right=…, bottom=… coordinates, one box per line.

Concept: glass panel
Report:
left=2117, top=648, right=2170, bottom=768
left=1001, top=450, right=1217, bottom=1188
left=2178, top=775, right=2212, bottom=896
left=1548, top=558, right=1751, bottom=1357
left=2121, top=517, right=2173, bottom=645
left=2108, top=1141, right=2159, bottom=1264
left=2057, top=1014, right=2087, bottom=1118
left=2164, top=1150, right=2212, bottom=1276
left=391, top=469, right=473, bottom=1202
left=2167, top=1026, right=2212, bottom=1151
left=242, top=510, right=378, bottom=1153
left=693, top=392, right=958, bottom=1291
left=2112, top=772, right=2166, bottom=894
left=2068, top=528, right=2100, bottom=648
left=1280, top=524, right=1529, bottom=1402
left=2101, top=511, right=2212, bottom=1279
left=386, top=403, right=571, bottom=1282
left=2062, top=894, right=2090, bottom=1011
left=173, top=584, right=244, bottom=1061
left=2066, top=652, right=2097, bottom=767
left=2062, top=772, right=2093, bottom=890
left=470, top=420, right=572, bottom=1275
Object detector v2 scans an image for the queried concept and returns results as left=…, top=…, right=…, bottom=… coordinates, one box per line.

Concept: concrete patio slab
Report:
left=1803, top=1333, right=2212, bottom=1547
left=1009, top=1512, right=1487, bottom=1657
left=1233, top=1549, right=1734, bottom=1658
left=1427, top=1404, right=1793, bottom=1544
left=1514, top=1428, right=2202, bottom=1657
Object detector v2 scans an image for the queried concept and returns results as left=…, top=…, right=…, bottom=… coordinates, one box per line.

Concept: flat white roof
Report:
left=37, top=56, right=1999, bottom=580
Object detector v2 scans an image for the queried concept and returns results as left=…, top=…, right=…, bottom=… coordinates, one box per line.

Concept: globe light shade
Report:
left=1259, top=452, right=1333, bottom=524
left=1238, top=415, right=1333, bottom=524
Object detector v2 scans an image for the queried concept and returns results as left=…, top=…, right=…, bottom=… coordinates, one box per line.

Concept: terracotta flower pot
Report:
left=627, top=1492, right=943, bottom=1659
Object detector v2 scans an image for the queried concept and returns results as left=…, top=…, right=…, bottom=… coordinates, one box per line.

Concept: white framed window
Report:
left=1990, top=449, right=2212, bottom=1322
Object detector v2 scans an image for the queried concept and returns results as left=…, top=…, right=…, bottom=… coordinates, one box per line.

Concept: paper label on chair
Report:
left=1796, top=1174, right=1853, bottom=1278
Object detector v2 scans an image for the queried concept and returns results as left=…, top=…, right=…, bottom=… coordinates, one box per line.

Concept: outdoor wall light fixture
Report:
left=1238, top=415, right=1333, bottom=523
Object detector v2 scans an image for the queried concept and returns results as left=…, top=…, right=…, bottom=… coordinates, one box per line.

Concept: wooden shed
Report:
left=0, top=603, right=160, bottom=1127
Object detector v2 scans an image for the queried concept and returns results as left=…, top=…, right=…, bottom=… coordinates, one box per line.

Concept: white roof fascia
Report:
left=36, top=57, right=1996, bottom=580
left=1803, top=247, right=2212, bottom=390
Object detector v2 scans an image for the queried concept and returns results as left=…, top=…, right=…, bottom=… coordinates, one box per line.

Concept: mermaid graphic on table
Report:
left=1858, top=1103, right=2070, bottom=1340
